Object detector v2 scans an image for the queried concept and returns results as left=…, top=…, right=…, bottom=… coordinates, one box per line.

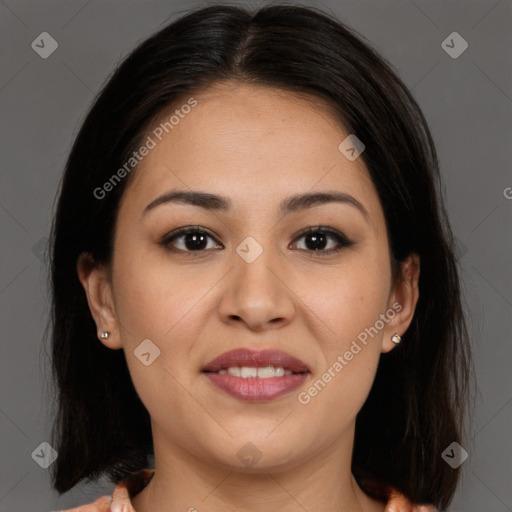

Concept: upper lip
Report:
left=202, top=348, right=310, bottom=373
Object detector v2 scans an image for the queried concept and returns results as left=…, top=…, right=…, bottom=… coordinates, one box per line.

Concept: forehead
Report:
left=120, top=82, right=381, bottom=222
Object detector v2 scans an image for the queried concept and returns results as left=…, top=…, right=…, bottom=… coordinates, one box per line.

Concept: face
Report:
left=79, top=82, right=419, bottom=472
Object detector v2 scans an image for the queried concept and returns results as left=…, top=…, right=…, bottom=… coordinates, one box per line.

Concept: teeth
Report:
left=258, top=366, right=280, bottom=378
left=240, top=367, right=258, bottom=378
left=218, top=366, right=294, bottom=378
left=227, top=367, right=241, bottom=377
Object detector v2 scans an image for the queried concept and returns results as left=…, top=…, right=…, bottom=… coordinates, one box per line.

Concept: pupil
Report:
left=306, top=233, right=326, bottom=251
left=186, top=233, right=207, bottom=250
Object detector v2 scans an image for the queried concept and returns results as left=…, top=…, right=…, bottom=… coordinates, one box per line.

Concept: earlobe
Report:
left=76, top=252, right=122, bottom=350
left=381, top=253, right=420, bottom=353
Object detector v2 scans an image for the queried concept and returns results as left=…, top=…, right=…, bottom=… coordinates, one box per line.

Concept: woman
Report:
left=48, top=4, right=472, bottom=512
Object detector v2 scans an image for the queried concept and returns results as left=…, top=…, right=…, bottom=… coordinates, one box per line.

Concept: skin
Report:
left=78, top=82, right=421, bottom=512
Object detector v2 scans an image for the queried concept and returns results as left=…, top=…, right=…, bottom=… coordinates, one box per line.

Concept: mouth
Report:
left=202, top=348, right=310, bottom=402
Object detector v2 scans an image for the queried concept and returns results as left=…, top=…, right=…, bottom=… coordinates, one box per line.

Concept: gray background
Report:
left=0, top=0, right=511, bottom=510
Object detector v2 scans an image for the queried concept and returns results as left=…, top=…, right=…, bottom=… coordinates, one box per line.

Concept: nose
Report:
left=217, top=243, right=296, bottom=332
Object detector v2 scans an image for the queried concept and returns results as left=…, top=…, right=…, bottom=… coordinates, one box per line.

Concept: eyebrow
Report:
left=142, top=189, right=370, bottom=222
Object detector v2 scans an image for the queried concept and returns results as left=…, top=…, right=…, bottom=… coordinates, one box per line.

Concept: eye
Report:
left=160, top=226, right=223, bottom=252
left=160, top=225, right=353, bottom=256
left=290, top=226, right=354, bottom=255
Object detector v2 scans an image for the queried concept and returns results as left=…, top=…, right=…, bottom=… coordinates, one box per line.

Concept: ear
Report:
left=381, top=253, right=420, bottom=354
left=76, top=252, right=122, bottom=350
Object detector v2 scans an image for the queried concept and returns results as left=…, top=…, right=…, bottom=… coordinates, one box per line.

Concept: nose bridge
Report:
left=233, top=234, right=281, bottom=298
left=218, top=233, right=294, bottom=327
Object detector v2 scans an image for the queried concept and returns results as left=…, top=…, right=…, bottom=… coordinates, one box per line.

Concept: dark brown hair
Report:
left=47, top=4, right=474, bottom=510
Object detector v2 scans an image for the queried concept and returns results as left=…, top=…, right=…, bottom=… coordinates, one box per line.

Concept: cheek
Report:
left=298, top=350, right=380, bottom=439
left=111, top=241, right=206, bottom=339
left=110, top=244, right=217, bottom=397
left=297, top=275, right=387, bottom=429
left=295, top=244, right=390, bottom=407
left=301, top=248, right=391, bottom=342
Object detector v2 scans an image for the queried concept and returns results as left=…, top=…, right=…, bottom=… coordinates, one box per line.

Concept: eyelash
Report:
left=159, top=225, right=354, bottom=257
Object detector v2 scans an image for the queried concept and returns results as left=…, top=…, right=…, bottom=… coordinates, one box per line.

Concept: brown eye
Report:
left=161, top=226, right=222, bottom=252
left=291, top=227, right=353, bottom=255
left=160, top=225, right=353, bottom=256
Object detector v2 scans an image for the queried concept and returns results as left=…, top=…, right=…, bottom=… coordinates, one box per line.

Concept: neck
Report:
left=131, top=422, right=386, bottom=512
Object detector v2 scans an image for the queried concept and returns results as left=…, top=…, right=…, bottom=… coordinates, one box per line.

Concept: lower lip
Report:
left=203, top=372, right=309, bottom=401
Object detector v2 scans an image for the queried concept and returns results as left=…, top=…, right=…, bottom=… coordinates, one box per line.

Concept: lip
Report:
left=204, top=372, right=309, bottom=402
left=202, top=348, right=311, bottom=402
left=202, top=348, right=310, bottom=373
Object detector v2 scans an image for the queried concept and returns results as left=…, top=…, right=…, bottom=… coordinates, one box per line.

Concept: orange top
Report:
left=57, top=468, right=437, bottom=512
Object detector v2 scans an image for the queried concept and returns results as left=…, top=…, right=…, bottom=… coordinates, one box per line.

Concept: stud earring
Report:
left=391, top=333, right=401, bottom=344
left=100, top=332, right=110, bottom=339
